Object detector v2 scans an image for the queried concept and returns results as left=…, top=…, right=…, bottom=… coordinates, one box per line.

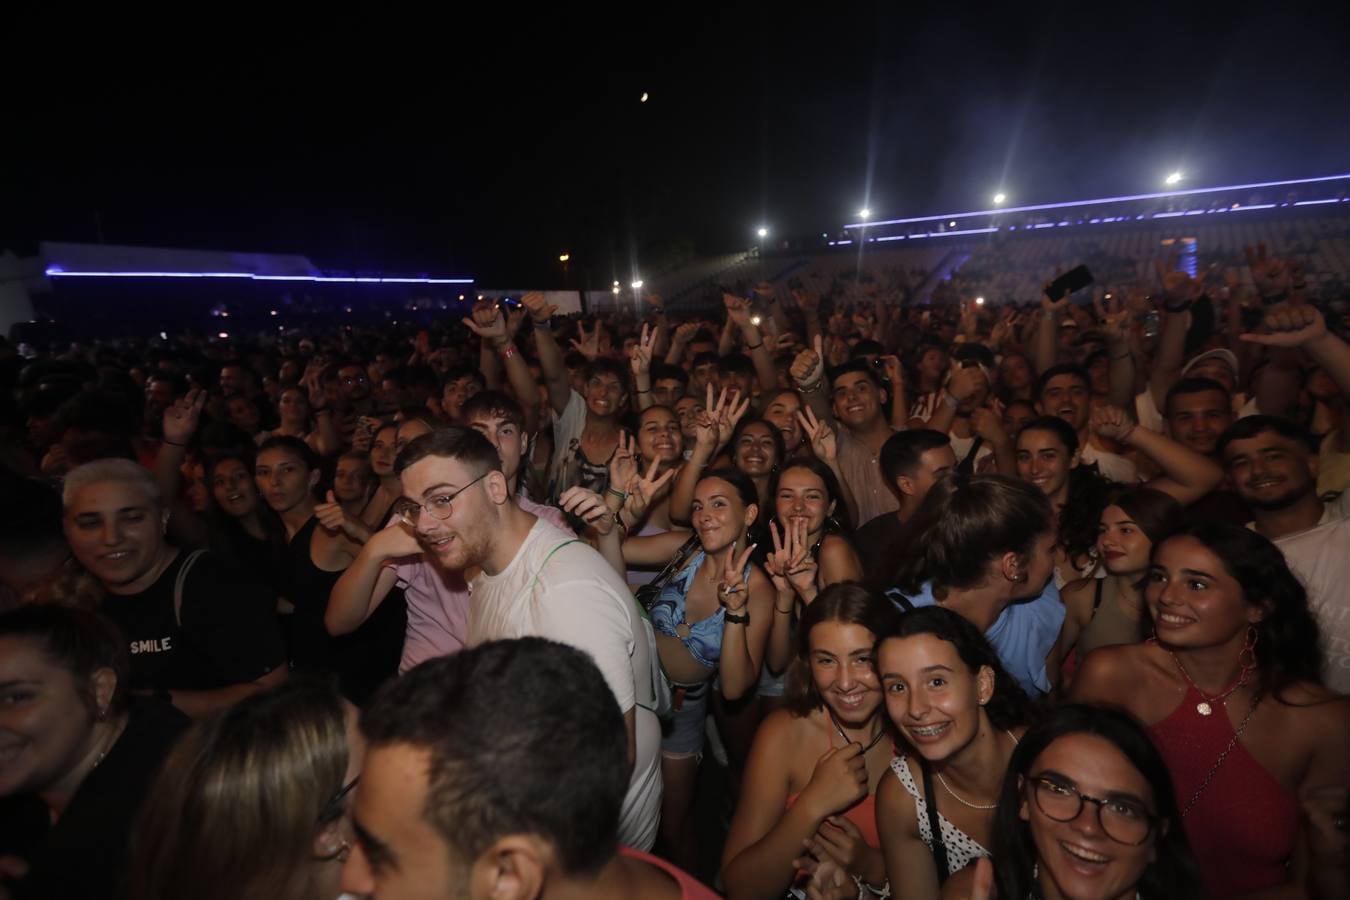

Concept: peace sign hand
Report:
left=569, top=321, right=601, bottom=361
left=784, top=517, right=819, bottom=599
left=629, top=322, right=659, bottom=376
left=623, top=456, right=677, bottom=525
left=717, top=539, right=757, bottom=612
left=608, top=430, right=639, bottom=495
left=163, top=388, right=206, bottom=445
left=798, top=406, right=837, bottom=463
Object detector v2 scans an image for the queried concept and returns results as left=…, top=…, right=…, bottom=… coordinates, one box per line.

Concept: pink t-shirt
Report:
left=391, top=496, right=569, bottom=673
left=618, top=847, right=721, bottom=899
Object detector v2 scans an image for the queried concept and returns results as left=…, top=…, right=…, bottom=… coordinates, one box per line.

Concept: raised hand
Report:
left=629, top=322, right=658, bottom=377
left=316, top=490, right=368, bottom=542
left=521, top=291, right=557, bottom=325
left=803, top=816, right=872, bottom=878
left=1154, top=255, right=1206, bottom=309
left=792, top=289, right=822, bottom=317
left=672, top=321, right=700, bottom=345
left=1090, top=404, right=1136, bottom=442
left=163, top=388, right=206, bottom=446
left=798, top=407, right=837, bottom=463
left=1041, top=275, right=1071, bottom=313
left=947, top=363, right=988, bottom=403
left=367, top=519, right=425, bottom=561
left=765, top=521, right=795, bottom=595
left=608, top=430, right=640, bottom=497
left=1239, top=304, right=1328, bottom=348
left=878, top=354, right=904, bottom=389
left=1093, top=289, right=1133, bottom=342
left=723, top=292, right=754, bottom=330
left=717, top=539, right=757, bottom=612
left=462, top=299, right=507, bottom=343
left=802, top=859, right=856, bottom=900
left=1244, top=243, right=1293, bottom=300
left=704, top=384, right=751, bottom=448
left=623, top=456, right=677, bottom=525
left=784, top=517, right=819, bottom=598
left=559, top=486, right=617, bottom=536
left=791, top=335, right=827, bottom=389
left=569, top=321, right=601, bottom=361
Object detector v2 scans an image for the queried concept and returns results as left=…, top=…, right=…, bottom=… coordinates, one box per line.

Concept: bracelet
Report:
left=612, top=513, right=628, bottom=536
left=162, top=438, right=187, bottom=447
left=497, top=343, right=518, bottom=361
left=636, top=388, right=651, bottom=395
left=853, top=874, right=892, bottom=898
left=797, top=380, right=822, bottom=395
left=724, top=610, right=750, bottom=625
left=532, top=319, right=552, bottom=329
left=745, top=341, right=764, bottom=350
left=606, top=486, right=629, bottom=503
left=774, top=605, right=794, bottom=615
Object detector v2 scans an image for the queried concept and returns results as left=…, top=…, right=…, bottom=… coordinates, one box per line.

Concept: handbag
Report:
left=631, top=533, right=702, bottom=720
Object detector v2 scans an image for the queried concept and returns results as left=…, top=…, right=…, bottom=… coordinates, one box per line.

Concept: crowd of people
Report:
left=1, top=242, right=1348, bottom=899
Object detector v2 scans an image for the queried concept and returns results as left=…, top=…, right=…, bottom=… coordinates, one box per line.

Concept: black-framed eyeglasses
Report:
left=312, top=776, right=360, bottom=861
left=1028, top=775, right=1158, bottom=846
left=395, top=473, right=488, bottom=527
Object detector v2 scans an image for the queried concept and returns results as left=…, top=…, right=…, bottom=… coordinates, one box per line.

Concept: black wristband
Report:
left=532, top=319, right=552, bottom=329
left=745, top=341, right=764, bottom=350
left=724, top=610, right=750, bottom=626
left=162, top=439, right=187, bottom=447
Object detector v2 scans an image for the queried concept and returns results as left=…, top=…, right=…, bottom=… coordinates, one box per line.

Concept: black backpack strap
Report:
left=173, top=549, right=208, bottom=628
left=1093, top=576, right=1105, bottom=612
left=919, top=758, right=952, bottom=885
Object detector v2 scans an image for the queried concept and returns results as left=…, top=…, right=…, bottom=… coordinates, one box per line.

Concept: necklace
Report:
left=1170, top=648, right=1254, bottom=717
left=1182, top=693, right=1261, bottom=817
left=935, top=729, right=1019, bottom=810
left=827, top=708, right=887, bottom=754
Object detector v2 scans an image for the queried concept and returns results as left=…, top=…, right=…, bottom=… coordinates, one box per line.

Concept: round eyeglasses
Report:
left=1028, top=775, right=1158, bottom=846
left=394, top=473, right=488, bottom=527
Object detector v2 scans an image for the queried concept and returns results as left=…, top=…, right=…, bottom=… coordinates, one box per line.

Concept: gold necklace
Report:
left=934, top=729, right=1019, bottom=810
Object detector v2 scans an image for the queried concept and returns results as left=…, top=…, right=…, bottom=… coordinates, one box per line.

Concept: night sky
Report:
left=4, top=2, right=1348, bottom=288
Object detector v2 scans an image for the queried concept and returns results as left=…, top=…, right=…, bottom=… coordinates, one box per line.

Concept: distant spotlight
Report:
left=220, top=311, right=229, bottom=317
left=750, top=315, right=762, bottom=326
left=757, top=227, right=768, bottom=238
left=612, top=286, right=621, bottom=295
left=993, top=193, right=1007, bottom=204
left=269, top=309, right=278, bottom=316
left=458, top=294, right=465, bottom=300
left=1165, top=171, right=1183, bottom=186
left=949, top=220, right=957, bottom=227
left=217, top=331, right=229, bottom=339
left=631, top=280, right=644, bottom=289
left=613, top=280, right=620, bottom=287
left=859, top=208, right=872, bottom=219
left=559, top=253, right=570, bottom=263
left=477, top=295, right=484, bottom=301
left=975, top=297, right=986, bottom=305
left=640, top=92, right=649, bottom=103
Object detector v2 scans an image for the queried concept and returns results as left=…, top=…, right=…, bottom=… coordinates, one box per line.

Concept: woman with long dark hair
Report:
left=722, top=584, right=899, bottom=900
left=1073, top=523, right=1350, bottom=898
left=874, top=606, right=1034, bottom=899
left=1014, top=416, right=1112, bottom=586
left=983, top=703, right=1204, bottom=900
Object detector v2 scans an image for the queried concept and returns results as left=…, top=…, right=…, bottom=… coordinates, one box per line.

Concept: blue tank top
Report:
left=647, top=551, right=752, bottom=671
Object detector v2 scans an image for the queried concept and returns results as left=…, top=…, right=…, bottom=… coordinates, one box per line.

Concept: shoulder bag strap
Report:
left=173, top=549, right=208, bottom=628
left=919, top=758, right=952, bottom=885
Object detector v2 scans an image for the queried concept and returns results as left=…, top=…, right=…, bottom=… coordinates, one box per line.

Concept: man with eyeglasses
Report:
left=326, top=399, right=568, bottom=674
left=385, top=427, right=663, bottom=851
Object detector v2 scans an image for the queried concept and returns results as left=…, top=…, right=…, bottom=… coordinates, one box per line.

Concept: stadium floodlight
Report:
left=1165, top=172, right=1183, bottom=186
left=949, top=220, right=957, bottom=227
left=640, top=92, right=649, bottom=103
left=612, top=286, right=621, bottom=295
left=559, top=253, right=570, bottom=263
left=631, top=280, right=644, bottom=289
left=859, top=208, right=872, bottom=219
left=757, top=227, right=768, bottom=238
left=993, top=193, right=1007, bottom=205
left=976, top=297, right=986, bottom=305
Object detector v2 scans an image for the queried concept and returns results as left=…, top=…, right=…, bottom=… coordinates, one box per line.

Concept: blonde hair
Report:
left=128, top=679, right=349, bottom=900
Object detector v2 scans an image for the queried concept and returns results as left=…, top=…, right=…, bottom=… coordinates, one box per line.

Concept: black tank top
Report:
left=280, top=516, right=406, bottom=704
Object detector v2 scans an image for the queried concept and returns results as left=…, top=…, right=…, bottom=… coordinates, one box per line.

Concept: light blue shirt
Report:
left=885, top=579, right=1065, bottom=696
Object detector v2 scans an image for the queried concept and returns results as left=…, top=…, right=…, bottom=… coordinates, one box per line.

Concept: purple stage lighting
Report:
left=44, top=269, right=474, bottom=284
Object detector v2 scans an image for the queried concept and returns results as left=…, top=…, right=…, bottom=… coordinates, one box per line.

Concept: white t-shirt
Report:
left=1267, top=491, right=1350, bottom=694
left=468, top=516, right=662, bottom=850
left=1081, top=440, right=1140, bottom=484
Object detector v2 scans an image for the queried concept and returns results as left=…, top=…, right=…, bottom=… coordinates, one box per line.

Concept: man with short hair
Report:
left=794, top=344, right=898, bottom=525
left=1163, top=376, right=1235, bottom=457
left=853, top=429, right=956, bottom=591
left=62, top=459, right=287, bottom=717
left=390, top=428, right=661, bottom=849
left=327, top=392, right=567, bottom=673
left=343, top=638, right=715, bottom=898
left=1036, top=363, right=1138, bottom=483
left=649, top=363, right=689, bottom=409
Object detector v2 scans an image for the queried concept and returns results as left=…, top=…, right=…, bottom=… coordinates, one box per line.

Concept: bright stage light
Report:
left=1165, top=172, right=1183, bottom=185
left=757, top=227, right=768, bottom=238
left=559, top=253, right=570, bottom=263
left=993, top=193, right=1006, bottom=204
left=976, top=297, right=985, bottom=305
left=859, top=208, right=871, bottom=219
left=631, top=280, right=644, bottom=289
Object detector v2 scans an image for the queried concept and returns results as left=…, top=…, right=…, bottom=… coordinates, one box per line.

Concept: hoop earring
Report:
left=1238, top=626, right=1259, bottom=674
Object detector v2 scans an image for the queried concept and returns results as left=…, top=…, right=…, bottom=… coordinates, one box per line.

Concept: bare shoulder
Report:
left=875, top=754, right=919, bottom=831
left=1272, top=682, right=1350, bottom=730
left=1060, top=577, right=1098, bottom=624
left=1071, top=641, right=1162, bottom=705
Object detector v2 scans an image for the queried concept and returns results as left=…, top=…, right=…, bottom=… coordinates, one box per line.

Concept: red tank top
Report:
left=1149, top=686, right=1298, bottom=898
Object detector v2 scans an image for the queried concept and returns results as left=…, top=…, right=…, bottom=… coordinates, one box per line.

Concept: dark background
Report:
left=4, top=2, right=1348, bottom=288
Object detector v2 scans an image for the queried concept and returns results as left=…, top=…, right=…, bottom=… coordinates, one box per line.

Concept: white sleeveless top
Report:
left=889, top=755, right=991, bottom=874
